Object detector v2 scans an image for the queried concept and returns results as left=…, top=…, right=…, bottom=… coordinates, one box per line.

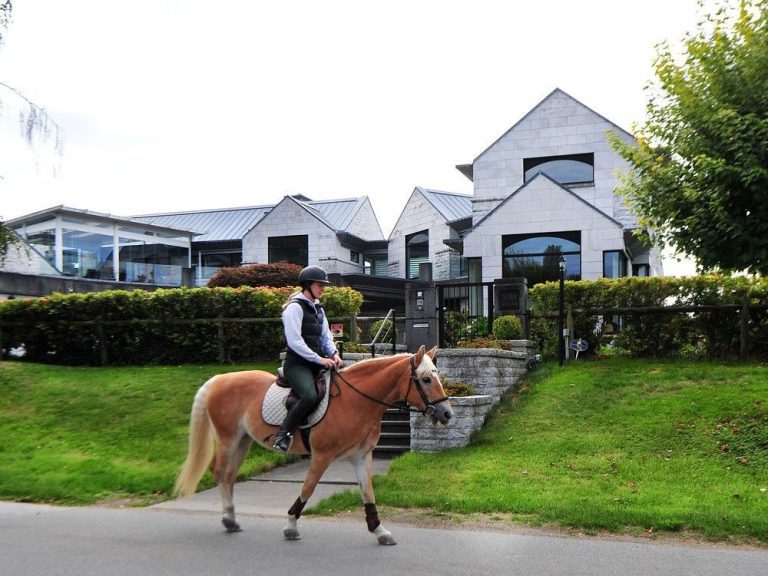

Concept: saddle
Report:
left=262, top=368, right=333, bottom=429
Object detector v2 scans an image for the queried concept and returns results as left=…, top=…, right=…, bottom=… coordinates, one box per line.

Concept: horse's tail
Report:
left=173, top=377, right=216, bottom=498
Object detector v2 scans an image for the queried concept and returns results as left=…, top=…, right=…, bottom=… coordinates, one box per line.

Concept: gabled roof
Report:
left=133, top=195, right=383, bottom=243
left=417, top=187, right=473, bottom=223
left=293, top=196, right=372, bottom=233
left=133, top=205, right=272, bottom=242
left=457, top=88, right=636, bottom=182
left=468, top=172, right=624, bottom=233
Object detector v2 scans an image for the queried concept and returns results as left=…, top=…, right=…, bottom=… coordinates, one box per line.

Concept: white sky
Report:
left=0, top=0, right=707, bottom=273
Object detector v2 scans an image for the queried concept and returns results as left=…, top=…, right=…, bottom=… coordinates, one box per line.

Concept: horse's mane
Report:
left=341, top=352, right=436, bottom=378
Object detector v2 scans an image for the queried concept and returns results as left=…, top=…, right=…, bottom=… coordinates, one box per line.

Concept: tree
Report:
left=613, top=0, right=768, bottom=275
left=0, top=1, right=63, bottom=263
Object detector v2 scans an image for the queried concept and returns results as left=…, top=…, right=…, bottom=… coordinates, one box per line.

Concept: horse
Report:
left=173, top=344, right=453, bottom=545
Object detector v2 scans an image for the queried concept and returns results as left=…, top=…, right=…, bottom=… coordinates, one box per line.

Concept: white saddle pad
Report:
left=262, top=371, right=332, bottom=428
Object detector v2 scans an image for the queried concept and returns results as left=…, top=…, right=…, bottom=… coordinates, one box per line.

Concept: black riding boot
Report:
left=272, top=397, right=314, bottom=453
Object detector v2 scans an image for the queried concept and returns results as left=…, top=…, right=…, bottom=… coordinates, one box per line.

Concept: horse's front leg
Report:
left=350, top=451, right=396, bottom=546
left=284, top=453, right=333, bottom=541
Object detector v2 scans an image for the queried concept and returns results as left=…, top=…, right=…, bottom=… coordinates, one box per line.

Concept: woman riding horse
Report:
left=272, top=265, right=343, bottom=452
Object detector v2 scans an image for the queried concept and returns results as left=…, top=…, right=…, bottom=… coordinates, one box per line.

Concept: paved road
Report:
left=2, top=459, right=767, bottom=576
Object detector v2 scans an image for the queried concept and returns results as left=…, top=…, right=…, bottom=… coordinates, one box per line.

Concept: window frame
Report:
left=523, top=152, right=595, bottom=186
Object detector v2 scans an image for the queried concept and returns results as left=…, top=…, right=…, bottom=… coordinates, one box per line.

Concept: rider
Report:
left=272, top=265, right=343, bottom=452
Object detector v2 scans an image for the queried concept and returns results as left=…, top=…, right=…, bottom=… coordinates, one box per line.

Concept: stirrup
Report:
left=273, top=430, right=293, bottom=453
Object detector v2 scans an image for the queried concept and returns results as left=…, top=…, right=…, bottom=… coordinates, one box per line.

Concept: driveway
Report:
left=2, top=458, right=766, bottom=576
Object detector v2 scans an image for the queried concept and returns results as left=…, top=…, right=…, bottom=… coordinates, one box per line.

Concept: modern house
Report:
left=3, top=88, right=662, bottom=303
left=389, top=88, right=663, bottom=286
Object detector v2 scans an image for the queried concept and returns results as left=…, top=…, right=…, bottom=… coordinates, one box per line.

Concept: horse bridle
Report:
left=332, top=354, right=449, bottom=416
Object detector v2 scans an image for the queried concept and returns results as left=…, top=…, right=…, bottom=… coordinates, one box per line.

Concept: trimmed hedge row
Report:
left=528, top=275, right=768, bottom=359
left=0, top=286, right=364, bottom=365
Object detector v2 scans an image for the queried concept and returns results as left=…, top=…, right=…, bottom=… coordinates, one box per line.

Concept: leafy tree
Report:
left=613, top=0, right=768, bottom=275
left=1, top=1, right=63, bottom=263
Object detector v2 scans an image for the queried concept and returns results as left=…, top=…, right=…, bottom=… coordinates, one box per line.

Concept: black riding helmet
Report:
left=298, top=265, right=331, bottom=289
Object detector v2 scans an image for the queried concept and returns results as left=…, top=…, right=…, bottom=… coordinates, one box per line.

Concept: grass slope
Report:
left=0, top=361, right=286, bottom=505
left=315, top=359, right=768, bottom=543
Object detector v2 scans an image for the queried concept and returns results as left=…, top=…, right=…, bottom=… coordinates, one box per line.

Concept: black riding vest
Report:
left=285, top=298, right=327, bottom=365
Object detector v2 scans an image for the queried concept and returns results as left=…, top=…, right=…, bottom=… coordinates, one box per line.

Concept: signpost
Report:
left=569, top=338, right=588, bottom=360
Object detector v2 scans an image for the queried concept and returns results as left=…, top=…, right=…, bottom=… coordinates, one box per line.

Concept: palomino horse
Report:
left=173, top=345, right=452, bottom=545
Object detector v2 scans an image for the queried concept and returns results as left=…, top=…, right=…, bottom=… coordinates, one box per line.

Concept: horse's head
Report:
left=408, top=345, right=453, bottom=426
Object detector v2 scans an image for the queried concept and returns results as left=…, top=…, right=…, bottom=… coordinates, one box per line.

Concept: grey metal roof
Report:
left=132, top=205, right=272, bottom=242
left=417, top=187, right=472, bottom=222
left=294, top=197, right=366, bottom=231
left=6, top=205, right=203, bottom=237
left=132, top=196, right=376, bottom=243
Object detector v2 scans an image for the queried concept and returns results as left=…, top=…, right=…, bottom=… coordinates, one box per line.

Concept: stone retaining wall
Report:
left=411, top=344, right=534, bottom=452
left=410, top=394, right=494, bottom=451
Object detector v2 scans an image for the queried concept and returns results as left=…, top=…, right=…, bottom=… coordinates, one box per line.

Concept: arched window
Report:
left=406, top=231, right=429, bottom=279
left=524, top=153, right=594, bottom=185
left=502, top=232, right=581, bottom=285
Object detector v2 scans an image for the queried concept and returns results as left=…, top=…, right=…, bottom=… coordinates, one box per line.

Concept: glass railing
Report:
left=121, top=262, right=183, bottom=285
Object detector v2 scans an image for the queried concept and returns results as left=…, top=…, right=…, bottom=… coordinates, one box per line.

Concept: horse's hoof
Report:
left=377, top=533, right=397, bottom=546
left=283, top=527, right=301, bottom=541
left=222, top=517, right=242, bottom=533
left=375, top=527, right=396, bottom=546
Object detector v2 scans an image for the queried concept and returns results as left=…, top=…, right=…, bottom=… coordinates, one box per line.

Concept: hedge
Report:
left=0, top=286, right=364, bottom=365
left=528, top=275, right=768, bottom=360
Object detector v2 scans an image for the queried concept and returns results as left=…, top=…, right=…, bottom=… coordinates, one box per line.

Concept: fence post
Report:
left=392, top=312, right=396, bottom=356
left=97, top=322, right=108, bottom=366
left=350, top=314, right=358, bottom=343
left=217, top=315, right=226, bottom=364
left=740, top=297, right=750, bottom=361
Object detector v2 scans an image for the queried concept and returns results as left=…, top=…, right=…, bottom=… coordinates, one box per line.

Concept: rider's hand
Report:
left=332, top=353, right=344, bottom=368
left=320, top=357, right=336, bottom=369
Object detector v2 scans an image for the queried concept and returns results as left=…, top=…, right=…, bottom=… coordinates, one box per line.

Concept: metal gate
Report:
left=437, top=282, right=495, bottom=348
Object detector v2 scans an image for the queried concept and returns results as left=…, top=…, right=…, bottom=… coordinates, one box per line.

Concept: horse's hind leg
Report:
left=214, top=433, right=253, bottom=533
left=350, top=451, right=396, bottom=546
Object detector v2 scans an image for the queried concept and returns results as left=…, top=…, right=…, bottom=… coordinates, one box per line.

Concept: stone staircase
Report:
left=374, top=405, right=411, bottom=457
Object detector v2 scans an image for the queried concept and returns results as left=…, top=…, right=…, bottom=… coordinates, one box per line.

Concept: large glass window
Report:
left=364, top=254, right=387, bottom=276
left=524, top=153, right=594, bottom=185
left=406, top=230, right=429, bottom=279
left=502, top=232, right=581, bottom=285
left=25, top=229, right=56, bottom=269
left=117, top=238, right=187, bottom=284
left=61, top=228, right=114, bottom=278
left=632, top=263, right=650, bottom=277
left=268, top=235, right=308, bottom=266
left=603, top=250, right=628, bottom=278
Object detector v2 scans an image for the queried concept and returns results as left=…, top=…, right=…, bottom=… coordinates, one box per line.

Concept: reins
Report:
left=331, top=354, right=449, bottom=416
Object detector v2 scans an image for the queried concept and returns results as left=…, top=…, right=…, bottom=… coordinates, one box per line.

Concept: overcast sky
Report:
left=0, top=0, right=708, bottom=272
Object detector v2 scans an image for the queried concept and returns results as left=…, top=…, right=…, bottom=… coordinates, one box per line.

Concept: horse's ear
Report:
left=426, top=346, right=438, bottom=359
left=414, top=345, right=426, bottom=364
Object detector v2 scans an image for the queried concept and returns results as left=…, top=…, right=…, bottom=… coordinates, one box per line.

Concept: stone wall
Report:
left=410, top=395, right=494, bottom=451
left=411, top=344, right=534, bottom=452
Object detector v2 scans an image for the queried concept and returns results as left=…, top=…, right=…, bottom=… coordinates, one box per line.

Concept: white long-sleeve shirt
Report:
left=282, top=293, right=337, bottom=364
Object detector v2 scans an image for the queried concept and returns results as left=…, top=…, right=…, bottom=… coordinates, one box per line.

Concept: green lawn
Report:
left=314, top=359, right=768, bottom=544
left=0, top=361, right=287, bottom=505
left=1, top=358, right=766, bottom=544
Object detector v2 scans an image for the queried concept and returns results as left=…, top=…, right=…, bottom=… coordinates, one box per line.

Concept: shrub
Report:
left=493, top=315, right=522, bottom=340
left=369, top=319, right=394, bottom=343
left=0, top=285, right=363, bottom=365
left=207, top=261, right=302, bottom=288
left=528, top=275, right=768, bottom=360
left=456, top=337, right=512, bottom=350
left=443, top=381, right=475, bottom=397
